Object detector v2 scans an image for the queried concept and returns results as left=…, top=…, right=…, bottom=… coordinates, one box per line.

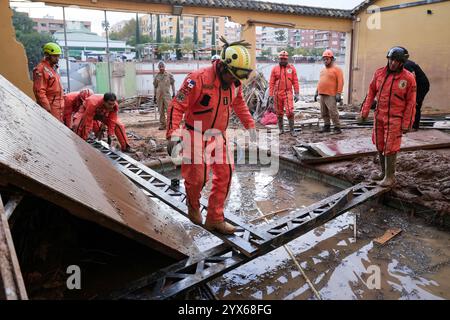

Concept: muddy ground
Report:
left=119, top=106, right=450, bottom=221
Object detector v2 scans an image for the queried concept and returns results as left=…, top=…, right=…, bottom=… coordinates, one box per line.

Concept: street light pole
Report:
left=62, top=6, right=71, bottom=92
left=104, top=10, right=112, bottom=92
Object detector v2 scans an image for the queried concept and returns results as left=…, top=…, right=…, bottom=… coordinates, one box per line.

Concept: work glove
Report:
left=268, top=96, right=274, bottom=105
left=153, top=95, right=157, bottom=104
left=167, top=136, right=182, bottom=157
left=248, top=128, right=257, bottom=143
left=172, top=93, right=175, bottom=99
left=107, top=135, right=112, bottom=146
left=314, top=91, right=318, bottom=102
left=294, top=94, right=300, bottom=103
left=335, top=93, right=342, bottom=103
left=356, top=116, right=367, bottom=124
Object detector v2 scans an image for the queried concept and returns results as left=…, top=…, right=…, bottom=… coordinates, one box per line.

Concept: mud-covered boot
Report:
left=319, top=124, right=331, bottom=133
left=278, top=116, right=284, bottom=134
left=371, top=152, right=385, bottom=181
left=187, top=204, right=202, bottom=225
left=333, top=126, right=342, bottom=134
left=379, top=154, right=397, bottom=187
left=288, top=117, right=297, bottom=136
left=205, top=219, right=236, bottom=235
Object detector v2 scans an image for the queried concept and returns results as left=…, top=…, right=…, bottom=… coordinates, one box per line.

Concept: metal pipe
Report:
left=62, top=6, right=71, bottom=92
left=104, top=10, right=112, bottom=92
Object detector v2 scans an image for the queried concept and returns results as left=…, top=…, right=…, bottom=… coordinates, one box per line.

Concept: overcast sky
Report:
left=10, top=0, right=364, bottom=35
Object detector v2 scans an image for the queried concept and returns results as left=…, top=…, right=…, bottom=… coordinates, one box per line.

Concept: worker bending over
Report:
left=63, top=89, right=93, bottom=128
left=73, top=92, right=133, bottom=152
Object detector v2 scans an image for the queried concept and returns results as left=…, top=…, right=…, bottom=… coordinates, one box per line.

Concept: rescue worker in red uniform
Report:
left=63, top=88, right=94, bottom=128
left=166, top=38, right=256, bottom=234
left=269, top=51, right=300, bottom=136
left=32, top=42, right=64, bottom=122
left=73, top=93, right=133, bottom=152
left=360, top=47, right=417, bottom=187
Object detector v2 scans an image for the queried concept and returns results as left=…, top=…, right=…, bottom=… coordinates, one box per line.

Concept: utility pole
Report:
left=62, top=6, right=71, bottom=92
left=136, top=13, right=140, bottom=60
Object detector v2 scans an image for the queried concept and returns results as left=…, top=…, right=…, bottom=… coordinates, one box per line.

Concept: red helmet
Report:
left=79, top=88, right=94, bottom=102
left=279, top=51, right=289, bottom=59
left=322, top=49, right=334, bottom=58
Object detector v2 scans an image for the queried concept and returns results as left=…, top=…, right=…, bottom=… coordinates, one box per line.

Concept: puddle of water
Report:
left=156, top=166, right=450, bottom=300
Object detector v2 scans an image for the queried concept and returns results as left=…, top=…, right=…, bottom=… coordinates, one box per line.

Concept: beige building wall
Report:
left=0, top=0, right=33, bottom=98
left=352, top=0, right=450, bottom=113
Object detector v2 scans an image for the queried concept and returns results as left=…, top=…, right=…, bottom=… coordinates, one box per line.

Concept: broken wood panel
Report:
left=0, top=196, right=27, bottom=300
left=374, top=228, right=402, bottom=245
left=0, top=75, right=198, bottom=259
left=297, top=129, right=450, bottom=163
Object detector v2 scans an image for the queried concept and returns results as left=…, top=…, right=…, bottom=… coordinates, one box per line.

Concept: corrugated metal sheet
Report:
left=0, top=75, right=198, bottom=259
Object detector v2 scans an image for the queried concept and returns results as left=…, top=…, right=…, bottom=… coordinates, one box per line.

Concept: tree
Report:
left=193, top=17, right=198, bottom=59
left=261, top=48, right=272, bottom=58
left=211, top=18, right=217, bottom=56
left=275, top=29, right=286, bottom=42
left=175, top=17, right=182, bottom=60
left=109, top=18, right=136, bottom=42
left=12, top=10, right=56, bottom=72
left=156, top=15, right=162, bottom=59
left=182, top=37, right=194, bottom=55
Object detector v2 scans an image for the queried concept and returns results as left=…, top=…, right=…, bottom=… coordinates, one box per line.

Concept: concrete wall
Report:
left=0, top=0, right=34, bottom=99
left=352, top=0, right=450, bottom=113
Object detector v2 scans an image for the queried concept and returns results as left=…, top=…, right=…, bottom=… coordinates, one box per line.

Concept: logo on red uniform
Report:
left=398, top=80, right=407, bottom=89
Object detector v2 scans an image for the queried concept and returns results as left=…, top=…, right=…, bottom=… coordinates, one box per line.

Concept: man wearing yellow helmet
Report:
left=32, top=42, right=64, bottom=122
left=166, top=37, right=256, bottom=235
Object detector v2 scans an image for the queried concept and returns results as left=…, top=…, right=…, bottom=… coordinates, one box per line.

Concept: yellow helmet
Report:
left=219, top=37, right=253, bottom=80
left=43, top=42, right=62, bottom=56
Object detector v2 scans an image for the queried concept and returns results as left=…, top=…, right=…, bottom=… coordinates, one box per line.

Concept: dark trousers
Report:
left=412, top=87, right=430, bottom=129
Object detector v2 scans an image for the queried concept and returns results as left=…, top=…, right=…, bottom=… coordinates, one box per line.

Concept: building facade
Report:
left=32, top=15, right=91, bottom=34
left=139, top=14, right=226, bottom=49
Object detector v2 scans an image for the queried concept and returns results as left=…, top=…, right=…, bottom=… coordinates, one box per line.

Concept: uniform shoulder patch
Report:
left=398, top=79, right=408, bottom=89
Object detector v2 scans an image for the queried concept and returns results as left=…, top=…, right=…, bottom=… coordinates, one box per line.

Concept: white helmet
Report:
left=211, top=54, right=221, bottom=62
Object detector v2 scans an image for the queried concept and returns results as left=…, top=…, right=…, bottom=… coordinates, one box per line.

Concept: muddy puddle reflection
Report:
left=159, top=166, right=450, bottom=300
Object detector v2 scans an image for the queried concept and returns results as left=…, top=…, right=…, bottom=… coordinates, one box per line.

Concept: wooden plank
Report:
left=0, top=196, right=28, bottom=300
left=374, top=228, right=402, bottom=245
left=296, top=130, right=450, bottom=164
left=0, top=75, right=198, bottom=259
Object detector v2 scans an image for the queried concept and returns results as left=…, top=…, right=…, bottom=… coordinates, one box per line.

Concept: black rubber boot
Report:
left=371, top=152, right=385, bottom=181
left=319, top=124, right=331, bottom=133
left=288, top=118, right=297, bottom=136
left=379, top=153, right=397, bottom=187
left=278, top=116, right=284, bottom=134
left=333, top=126, right=342, bottom=134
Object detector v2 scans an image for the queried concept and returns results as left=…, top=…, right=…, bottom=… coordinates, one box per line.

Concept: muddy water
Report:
left=161, top=166, right=450, bottom=300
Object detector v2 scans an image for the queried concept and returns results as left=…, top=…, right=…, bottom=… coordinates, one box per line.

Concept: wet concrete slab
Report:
left=0, top=75, right=198, bottom=259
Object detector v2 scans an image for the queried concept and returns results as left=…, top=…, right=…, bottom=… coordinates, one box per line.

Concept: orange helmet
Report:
left=79, top=88, right=94, bottom=102
left=279, top=51, right=289, bottom=59
left=322, top=49, right=334, bottom=58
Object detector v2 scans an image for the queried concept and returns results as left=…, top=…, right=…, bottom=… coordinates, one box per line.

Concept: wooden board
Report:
left=296, top=129, right=450, bottom=163
left=0, top=75, right=198, bottom=259
left=374, top=228, right=402, bottom=245
left=0, top=196, right=28, bottom=300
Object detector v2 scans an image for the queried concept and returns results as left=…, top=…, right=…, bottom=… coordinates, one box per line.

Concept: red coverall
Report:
left=167, top=64, right=255, bottom=222
left=32, top=59, right=64, bottom=121
left=269, top=64, right=300, bottom=118
left=361, top=66, right=417, bottom=155
left=72, top=94, right=129, bottom=150
left=63, top=92, right=83, bottom=128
